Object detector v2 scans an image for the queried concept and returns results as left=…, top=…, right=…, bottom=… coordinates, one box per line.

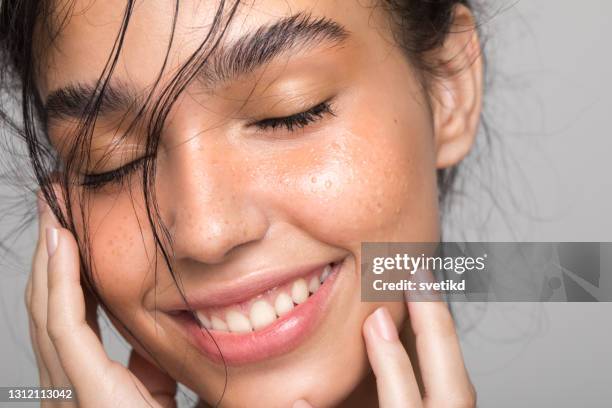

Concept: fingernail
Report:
left=369, top=307, right=399, bottom=342
left=46, top=227, right=58, bottom=257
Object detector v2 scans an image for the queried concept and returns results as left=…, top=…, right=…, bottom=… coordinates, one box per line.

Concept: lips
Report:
left=167, top=257, right=345, bottom=365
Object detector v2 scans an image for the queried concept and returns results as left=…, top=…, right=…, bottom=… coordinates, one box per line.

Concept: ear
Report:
left=429, top=4, right=483, bottom=169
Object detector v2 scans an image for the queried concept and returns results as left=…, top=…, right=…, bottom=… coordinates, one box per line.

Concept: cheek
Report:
left=70, top=193, right=156, bottom=309
left=262, top=103, right=440, bottom=246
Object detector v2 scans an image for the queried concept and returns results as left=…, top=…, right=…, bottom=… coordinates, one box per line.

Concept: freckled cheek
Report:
left=268, top=127, right=439, bottom=244
left=70, top=195, right=157, bottom=310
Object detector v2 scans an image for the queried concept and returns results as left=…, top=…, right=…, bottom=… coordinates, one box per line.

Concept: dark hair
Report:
left=0, top=0, right=483, bottom=406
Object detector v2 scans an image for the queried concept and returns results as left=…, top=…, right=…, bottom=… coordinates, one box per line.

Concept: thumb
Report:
left=128, top=350, right=177, bottom=408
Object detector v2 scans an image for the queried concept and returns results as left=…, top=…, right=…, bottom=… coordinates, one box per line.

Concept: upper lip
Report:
left=160, top=257, right=344, bottom=312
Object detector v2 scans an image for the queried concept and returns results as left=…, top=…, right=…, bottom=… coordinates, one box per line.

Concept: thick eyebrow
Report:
left=44, top=12, right=350, bottom=123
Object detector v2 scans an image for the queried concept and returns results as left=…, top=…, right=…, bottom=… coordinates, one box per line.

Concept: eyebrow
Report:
left=44, top=12, right=350, bottom=123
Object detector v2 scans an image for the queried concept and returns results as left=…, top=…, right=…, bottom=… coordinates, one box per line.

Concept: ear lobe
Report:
left=430, top=4, right=483, bottom=169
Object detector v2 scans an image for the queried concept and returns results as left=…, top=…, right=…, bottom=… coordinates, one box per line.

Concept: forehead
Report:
left=37, top=0, right=389, bottom=98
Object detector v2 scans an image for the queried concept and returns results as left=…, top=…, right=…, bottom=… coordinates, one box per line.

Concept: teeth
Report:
left=274, top=293, right=294, bottom=317
left=291, top=278, right=309, bottom=304
left=321, top=264, right=332, bottom=282
left=249, top=300, right=277, bottom=330
left=193, top=264, right=340, bottom=333
left=196, top=311, right=212, bottom=329
left=226, top=310, right=253, bottom=333
left=211, top=315, right=228, bottom=331
left=308, top=275, right=321, bottom=293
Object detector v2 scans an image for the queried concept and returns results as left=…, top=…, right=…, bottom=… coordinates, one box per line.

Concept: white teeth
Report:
left=226, top=310, right=253, bottom=333
left=274, top=293, right=294, bottom=317
left=211, top=315, right=228, bottom=331
left=249, top=300, right=277, bottom=330
left=196, top=311, right=212, bottom=329
left=308, top=275, right=321, bottom=293
left=321, top=264, right=332, bottom=282
left=194, top=267, right=339, bottom=333
left=291, top=278, right=309, bottom=304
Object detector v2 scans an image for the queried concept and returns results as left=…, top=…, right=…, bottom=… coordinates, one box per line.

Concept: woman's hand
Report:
left=24, top=190, right=177, bottom=407
left=294, top=295, right=476, bottom=408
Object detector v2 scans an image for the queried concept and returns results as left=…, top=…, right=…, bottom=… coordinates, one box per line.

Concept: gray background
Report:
left=1, top=1, right=611, bottom=407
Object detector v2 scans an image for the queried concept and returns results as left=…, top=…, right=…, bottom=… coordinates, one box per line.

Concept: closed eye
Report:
left=250, top=98, right=336, bottom=132
left=79, top=98, right=336, bottom=191
left=79, top=154, right=152, bottom=191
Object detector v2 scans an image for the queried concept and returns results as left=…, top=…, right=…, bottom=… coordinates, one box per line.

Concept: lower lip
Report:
left=172, top=259, right=344, bottom=366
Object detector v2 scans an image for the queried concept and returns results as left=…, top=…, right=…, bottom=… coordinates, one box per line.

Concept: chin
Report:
left=192, top=340, right=371, bottom=408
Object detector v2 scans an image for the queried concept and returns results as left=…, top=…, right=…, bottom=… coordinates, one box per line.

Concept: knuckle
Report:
left=46, top=321, right=62, bottom=343
left=46, top=318, right=70, bottom=345
left=448, top=386, right=477, bottom=408
left=24, top=280, right=33, bottom=311
left=30, top=309, right=47, bottom=332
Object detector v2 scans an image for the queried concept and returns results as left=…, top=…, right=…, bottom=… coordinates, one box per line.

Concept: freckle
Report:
left=325, top=180, right=332, bottom=189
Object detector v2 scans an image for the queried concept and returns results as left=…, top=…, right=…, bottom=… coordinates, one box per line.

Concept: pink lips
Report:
left=171, top=259, right=343, bottom=366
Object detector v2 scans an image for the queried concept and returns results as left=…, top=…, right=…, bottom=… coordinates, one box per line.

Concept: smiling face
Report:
left=36, top=0, right=480, bottom=406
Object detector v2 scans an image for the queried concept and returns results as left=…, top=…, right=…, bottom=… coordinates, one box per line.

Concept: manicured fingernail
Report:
left=46, top=227, right=58, bottom=257
left=369, top=307, right=399, bottom=342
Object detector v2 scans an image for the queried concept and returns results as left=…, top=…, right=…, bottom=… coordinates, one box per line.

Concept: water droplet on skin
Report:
left=325, top=180, right=332, bottom=189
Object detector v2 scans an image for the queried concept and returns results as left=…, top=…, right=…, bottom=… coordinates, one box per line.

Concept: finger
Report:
left=363, top=307, right=423, bottom=408
left=406, top=299, right=476, bottom=407
left=128, top=350, right=177, bottom=408
left=30, top=190, right=71, bottom=387
left=45, top=225, right=115, bottom=393
left=26, top=275, right=51, bottom=387
left=83, top=284, right=101, bottom=339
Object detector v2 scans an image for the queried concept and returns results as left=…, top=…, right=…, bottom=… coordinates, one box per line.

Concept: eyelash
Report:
left=81, top=99, right=335, bottom=190
left=251, top=99, right=335, bottom=132
left=80, top=155, right=150, bottom=191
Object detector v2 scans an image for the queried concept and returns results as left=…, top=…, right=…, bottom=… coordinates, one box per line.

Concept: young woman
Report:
left=1, top=0, right=483, bottom=406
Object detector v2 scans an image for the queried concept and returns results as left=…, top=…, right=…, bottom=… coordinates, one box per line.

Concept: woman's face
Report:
left=38, top=0, right=456, bottom=406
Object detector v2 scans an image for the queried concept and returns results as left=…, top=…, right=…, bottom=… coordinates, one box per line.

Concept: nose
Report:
left=161, top=137, right=269, bottom=264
